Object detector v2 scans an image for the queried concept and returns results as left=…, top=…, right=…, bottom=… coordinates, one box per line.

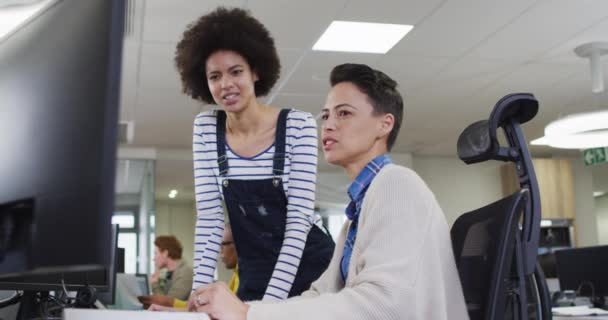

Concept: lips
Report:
left=222, top=92, right=239, bottom=105
left=322, top=137, right=337, bottom=150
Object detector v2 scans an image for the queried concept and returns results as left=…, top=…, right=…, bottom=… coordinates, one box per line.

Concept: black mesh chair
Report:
left=451, top=93, right=552, bottom=320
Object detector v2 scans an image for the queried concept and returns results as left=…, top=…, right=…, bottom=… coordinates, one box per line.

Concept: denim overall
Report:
left=216, top=109, right=334, bottom=301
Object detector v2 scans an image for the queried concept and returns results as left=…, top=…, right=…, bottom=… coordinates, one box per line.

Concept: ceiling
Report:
left=116, top=0, right=608, bottom=201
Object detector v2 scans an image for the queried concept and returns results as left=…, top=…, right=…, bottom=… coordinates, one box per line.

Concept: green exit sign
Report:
left=584, top=147, right=607, bottom=166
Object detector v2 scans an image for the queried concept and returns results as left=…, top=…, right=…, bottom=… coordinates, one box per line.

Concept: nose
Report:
left=321, top=113, right=336, bottom=132
left=220, top=76, right=233, bottom=90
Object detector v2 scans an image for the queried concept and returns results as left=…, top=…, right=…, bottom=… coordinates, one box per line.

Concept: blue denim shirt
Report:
left=340, top=154, right=392, bottom=282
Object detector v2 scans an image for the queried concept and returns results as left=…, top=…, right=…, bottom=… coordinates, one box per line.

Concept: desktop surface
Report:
left=63, top=309, right=210, bottom=320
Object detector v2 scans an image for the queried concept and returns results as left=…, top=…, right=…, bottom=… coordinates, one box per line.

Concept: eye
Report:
left=208, top=74, right=219, bottom=81
left=231, top=69, right=243, bottom=76
left=338, top=110, right=351, bottom=118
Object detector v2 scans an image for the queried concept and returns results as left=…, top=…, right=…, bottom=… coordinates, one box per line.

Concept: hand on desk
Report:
left=188, top=282, right=249, bottom=320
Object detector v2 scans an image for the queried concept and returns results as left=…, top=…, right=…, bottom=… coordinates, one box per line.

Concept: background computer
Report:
left=555, top=245, right=608, bottom=308
left=0, top=0, right=125, bottom=318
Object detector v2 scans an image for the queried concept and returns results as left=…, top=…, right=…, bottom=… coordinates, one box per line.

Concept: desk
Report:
left=63, top=309, right=210, bottom=320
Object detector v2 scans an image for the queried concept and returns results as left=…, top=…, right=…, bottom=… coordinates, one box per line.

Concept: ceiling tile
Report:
left=338, top=0, right=444, bottom=25
left=468, top=0, right=608, bottom=60
left=247, top=0, right=348, bottom=49
left=142, top=0, right=245, bottom=43
left=391, top=0, right=537, bottom=58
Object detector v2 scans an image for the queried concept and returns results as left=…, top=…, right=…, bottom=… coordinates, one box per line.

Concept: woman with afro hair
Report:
left=174, top=7, right=334, bottom=303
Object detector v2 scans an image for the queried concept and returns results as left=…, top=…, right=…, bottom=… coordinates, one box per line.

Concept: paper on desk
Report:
left=552, top=306, right=608, bottom=316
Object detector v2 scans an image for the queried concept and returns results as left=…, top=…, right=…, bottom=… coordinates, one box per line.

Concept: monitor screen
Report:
left=0, top=225, right=120, bottom=303
left=555, top=245, right=608, bottom=297
left=0, top=0, right=124, bottom=280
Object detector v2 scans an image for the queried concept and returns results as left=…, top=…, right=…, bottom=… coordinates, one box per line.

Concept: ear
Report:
left=252, top=69, right=259, bottom=82
left=377, top=113, right=394, bottom=139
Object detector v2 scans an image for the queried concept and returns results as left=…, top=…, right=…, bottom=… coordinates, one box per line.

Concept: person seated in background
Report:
left=187, top=63, right=470, bottom=319
left=221, top=224, right=239, bottom=294
left=145, top=226, right=240, bottom=310
left=138, top=235, right=193, bottom=308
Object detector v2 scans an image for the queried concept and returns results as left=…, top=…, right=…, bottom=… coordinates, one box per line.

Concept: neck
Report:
left=225, top=100, right=269, bottom=135
left=166, top=259, right=181, bottom=271
left=344, top=144, right=388, bottom=181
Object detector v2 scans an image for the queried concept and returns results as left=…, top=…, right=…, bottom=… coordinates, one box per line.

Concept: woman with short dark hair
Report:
left=187, top=64, right=469, bottom=320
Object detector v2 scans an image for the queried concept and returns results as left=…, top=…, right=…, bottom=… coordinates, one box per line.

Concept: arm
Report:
left=150, top=281, right=163, bottom=295
left=249, top=166, right=465, bottom=320
left=192, top=112, right=225, bottom=290
left=263, top=112, right=318, bottom=301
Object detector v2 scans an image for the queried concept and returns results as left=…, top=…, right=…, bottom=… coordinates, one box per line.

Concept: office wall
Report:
left=571, top=158, right=598, bottom=247
left=155, top=200, right=197, bottom=267
left=596, top=195, right=608, bottom=245
left=154, top=200, right=234, bottom=283
left=412, top=156, right=503, bottom=226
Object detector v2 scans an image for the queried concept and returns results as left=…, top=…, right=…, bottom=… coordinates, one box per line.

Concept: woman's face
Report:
left=205, top=50, right=258, bottom=113
left=321, top=82, right=390, bottom=170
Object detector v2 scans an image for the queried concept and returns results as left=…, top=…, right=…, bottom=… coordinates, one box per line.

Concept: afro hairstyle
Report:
left=174, top=7, right=281, bottom=104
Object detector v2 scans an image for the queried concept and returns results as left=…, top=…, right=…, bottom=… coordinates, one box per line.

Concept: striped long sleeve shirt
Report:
left=191, top=109, right=319, bottom=301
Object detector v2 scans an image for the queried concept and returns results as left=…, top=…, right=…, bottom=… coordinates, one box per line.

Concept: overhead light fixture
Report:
left=313, top=21, right=413, bottom=54
left=531, top=42, right=608, bottom=149
left=0, top=0, right=59, bottom=43
left=594, top=191, right=606, bottom=198
left=168, top=189, right=178, bottom=199
left=531, top=109, right=608, bottom=149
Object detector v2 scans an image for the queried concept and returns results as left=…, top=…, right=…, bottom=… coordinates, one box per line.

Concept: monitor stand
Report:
left=591, top=295, right=606, bottom=309
left=16, top=291, right=53, bottom=320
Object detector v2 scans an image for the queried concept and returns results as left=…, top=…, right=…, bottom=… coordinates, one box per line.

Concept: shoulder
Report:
left=285, top=109, right=316, bottom=127
left=371, top=164, right=430, bottom=194
left=366, top=164, right=439, bottom=214
left=194, top=110, right=218, bottom=126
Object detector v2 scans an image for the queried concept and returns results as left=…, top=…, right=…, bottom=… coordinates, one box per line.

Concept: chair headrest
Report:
left=457, top=120, right=497, bottom=164
left=488, top=93, right=538, bottom=133
left=457, top=93, right=538, bottom=164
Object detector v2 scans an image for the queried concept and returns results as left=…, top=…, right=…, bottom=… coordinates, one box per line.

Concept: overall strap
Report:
left=215, top=110, right=229, bottom=176
left=273, top=109, right=290, bottom=176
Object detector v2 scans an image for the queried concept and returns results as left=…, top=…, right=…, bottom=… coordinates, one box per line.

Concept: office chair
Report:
left=451, top=93, right=552, bottom=320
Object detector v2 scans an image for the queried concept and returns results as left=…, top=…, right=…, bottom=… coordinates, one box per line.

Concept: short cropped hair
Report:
left=174, top=7, right=281, bottom=104
left=155, top=235, right=183, bottom=260
left=330, top=63, right=404, bottom=151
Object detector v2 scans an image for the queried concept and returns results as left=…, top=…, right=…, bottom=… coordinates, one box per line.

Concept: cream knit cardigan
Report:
left=248, top=164, right=469, bottom=320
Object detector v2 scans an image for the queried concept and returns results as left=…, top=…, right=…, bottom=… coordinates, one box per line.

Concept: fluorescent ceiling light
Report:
left=168, top=189, right=178, bottom=199
left=0, top=0, right=58, bottom=43
left=313, top=21, right=413, bottom=54
left=531, top=109, right=608, bottom=149
left=594, top=191, right=606, bottom=198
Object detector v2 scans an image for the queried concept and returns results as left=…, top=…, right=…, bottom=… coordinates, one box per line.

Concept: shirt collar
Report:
left=345, top=154, right=392, bottom=220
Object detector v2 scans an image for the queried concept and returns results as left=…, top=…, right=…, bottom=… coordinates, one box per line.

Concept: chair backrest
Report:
left=451, top=190, right=527, bottom=320
left=452, top=93, right=551, bottom=320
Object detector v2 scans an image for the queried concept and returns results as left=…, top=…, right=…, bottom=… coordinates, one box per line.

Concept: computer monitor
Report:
left=555, top=245, right=608, bottom=306
left=538, top=252, right=558, bottom=279
left=0, top=224, right=120, bottom=304
left=116, top=247, right=125, bottom=274
left=0, top=0, right=124, bottom=277
left=97, top=224, right=120, bottom=306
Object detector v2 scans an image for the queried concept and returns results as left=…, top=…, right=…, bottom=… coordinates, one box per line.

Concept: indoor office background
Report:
left=112, top=0, right=608, bottom=284
left=6, top=0, right=608, bottom=318
left=112, top=1, right=608, bottom=285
